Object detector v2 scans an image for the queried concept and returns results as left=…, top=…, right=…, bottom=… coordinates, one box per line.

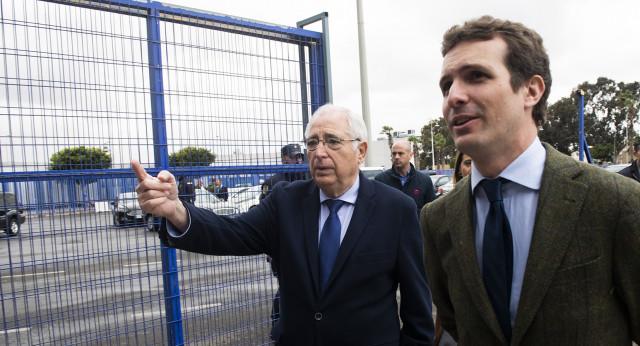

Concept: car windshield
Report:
left=232, top=189, right=259, bottom=203
left=0, top=194, right=16, bottom=207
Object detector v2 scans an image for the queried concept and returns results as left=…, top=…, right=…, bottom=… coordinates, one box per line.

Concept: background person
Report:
left=452, top=152, right=472, bottom=184
left=177, top=176, right=196, bottom=204
left=213, top=178, right=229, bottom=201
left=618, top=140, right=640, bottom=182
left=422, top=16, right=640, bottom=345
left=260, top=143, right=308, bottom=201
left=374, top=139, right=436, bottom=216
left=132, top=104, right=435, bottom=345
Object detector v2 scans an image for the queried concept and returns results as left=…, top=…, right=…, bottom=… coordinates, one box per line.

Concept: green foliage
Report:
left=540, top=77, right=640, bottom=162
left=590, top=143, right=614, bottom=162
left=49, top=146, right=112, bottom=171
left=407, top=135, right=422, bottom=169
left=419, top=118, right=455, bottom=170
left=169, top=147, right=216, bottom=167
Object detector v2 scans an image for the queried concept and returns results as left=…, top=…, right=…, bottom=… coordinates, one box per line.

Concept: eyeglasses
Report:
left=304, top=136, right=360, bottom=151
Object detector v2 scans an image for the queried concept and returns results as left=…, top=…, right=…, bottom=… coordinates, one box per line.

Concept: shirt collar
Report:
left=471, top=137, right=546, bottom=194
left=319, top=175, right=360, bottom=204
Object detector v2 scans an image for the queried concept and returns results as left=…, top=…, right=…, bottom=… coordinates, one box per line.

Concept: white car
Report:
left=436, top=180, right=455, bottom=197
left=230, top=186, right=262, bottom=213
left=194, top=189, right=241, bottom=216
left=360, top=166, right=385, bottom=179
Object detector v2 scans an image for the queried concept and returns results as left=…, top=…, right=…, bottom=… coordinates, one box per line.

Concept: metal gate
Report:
left=0, top=0, right=328, bottom=344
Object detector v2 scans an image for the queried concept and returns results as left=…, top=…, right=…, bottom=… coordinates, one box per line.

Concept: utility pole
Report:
left=431, top=122, right=435, bottom=169
left=356, top=0, right=372, bottom=166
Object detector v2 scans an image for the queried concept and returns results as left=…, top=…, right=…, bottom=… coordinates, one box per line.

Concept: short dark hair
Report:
left=442, top=16, right=552, bottom=126
left=633, top=140, right=640, bottom=153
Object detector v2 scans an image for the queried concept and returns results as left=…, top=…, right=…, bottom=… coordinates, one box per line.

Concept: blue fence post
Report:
left=577, top=89, right=593, bottom=164
left=147, top=7, right=184, bottom=345
left=308, top=38, right=327, bottom=113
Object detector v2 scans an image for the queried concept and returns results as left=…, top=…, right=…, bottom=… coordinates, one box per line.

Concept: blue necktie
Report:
left=480, top=178, right=513, bottom=342
left=318, top=199, right=345, bottom=292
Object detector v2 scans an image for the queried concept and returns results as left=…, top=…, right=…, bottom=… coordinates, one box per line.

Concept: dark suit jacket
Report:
left=618, top=160, right=639, bottom=182
left=421, top=144, right=640, bottom=345
left=160, top=173, right=435, bottom=345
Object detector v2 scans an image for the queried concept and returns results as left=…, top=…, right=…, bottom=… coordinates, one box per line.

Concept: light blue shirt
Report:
left=318, top=175, right=359, bottom=244
left=471, top=137, right=546, bottom=328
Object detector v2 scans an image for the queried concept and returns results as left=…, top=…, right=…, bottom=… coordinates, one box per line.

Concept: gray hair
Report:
left=304, top=104, right=368, bottom=149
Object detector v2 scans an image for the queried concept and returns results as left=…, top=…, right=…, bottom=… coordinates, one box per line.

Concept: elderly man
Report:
left=375, top=139, right=436, bottom=216
left=132, top=104, right=435, bottom=345
left=421, top=16, right=640, bottom=345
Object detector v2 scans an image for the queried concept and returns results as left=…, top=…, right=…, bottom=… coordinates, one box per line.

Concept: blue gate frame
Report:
left=1, top=0, right=329, bottom=344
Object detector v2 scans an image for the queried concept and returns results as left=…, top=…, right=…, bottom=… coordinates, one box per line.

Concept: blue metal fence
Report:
left=0, top=0, right=326, bottom=344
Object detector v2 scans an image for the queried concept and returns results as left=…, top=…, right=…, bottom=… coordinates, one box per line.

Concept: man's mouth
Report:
left=454, top=117, right=474, bottom=126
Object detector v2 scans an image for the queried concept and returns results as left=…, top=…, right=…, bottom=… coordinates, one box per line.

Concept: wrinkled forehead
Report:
left=307, top=112, right=350, bottom=138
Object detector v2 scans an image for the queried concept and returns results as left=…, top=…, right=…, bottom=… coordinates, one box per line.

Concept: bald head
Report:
left=391, top=140, right=413, bottom=175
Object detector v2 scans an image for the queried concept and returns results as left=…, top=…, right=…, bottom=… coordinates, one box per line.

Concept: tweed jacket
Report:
left=421, top=144, right=640, bottom=345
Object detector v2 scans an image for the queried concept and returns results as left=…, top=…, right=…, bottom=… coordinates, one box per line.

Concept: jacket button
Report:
left=314, top=312, right=323, bottom=320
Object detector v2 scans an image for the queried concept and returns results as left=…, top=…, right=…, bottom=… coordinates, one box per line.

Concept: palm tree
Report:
left=380, top=126, right=394, bottom=154
left=407, top=135, right=421, bottom=169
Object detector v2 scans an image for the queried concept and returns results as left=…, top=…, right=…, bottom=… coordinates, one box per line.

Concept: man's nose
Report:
left=445, top=80, right=469, bottom=108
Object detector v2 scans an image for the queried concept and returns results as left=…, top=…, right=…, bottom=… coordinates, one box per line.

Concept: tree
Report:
left=380, top=126, right=394, bottom=154
left=419, top=118, right=455, bottom=170
left=539, top=77, right=640, bottom=163
left=169, top=147, right=216, bottom=167
left=49, top=146, right=112, bottom=171
left=407, top=135, right=421, bottom=170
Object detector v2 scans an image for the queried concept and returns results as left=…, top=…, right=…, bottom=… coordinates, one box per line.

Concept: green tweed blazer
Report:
left=421, top=144, right=640, bottom=345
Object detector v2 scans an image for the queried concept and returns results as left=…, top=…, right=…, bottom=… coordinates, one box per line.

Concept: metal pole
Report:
left=356, top=0, right=372, bottom=166
left=297, top=12, right=333, bottom=104
left=431, top=123, right=435, bottom=169
left=147, top=8, right=183, bottom=345
left=578, top=89, right=585, bottom=162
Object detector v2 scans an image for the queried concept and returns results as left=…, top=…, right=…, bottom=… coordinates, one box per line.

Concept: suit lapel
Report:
left=511, top=144, right=588, bottom=344
left=448, top=178, right=506, bottom=340
left=323, top=174, right=376, bottom=293
left=302, top=184, right=322, bottom=297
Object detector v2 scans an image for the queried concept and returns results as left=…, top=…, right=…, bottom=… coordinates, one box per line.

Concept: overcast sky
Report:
left=176, top=0, right=640, bottom=139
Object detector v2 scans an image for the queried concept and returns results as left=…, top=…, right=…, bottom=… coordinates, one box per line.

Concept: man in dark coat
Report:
left=374, top=139, right=436, bottom=216
left=618, top=140, right=639, bottom=182
left=132, top=104, right=435, bottom=345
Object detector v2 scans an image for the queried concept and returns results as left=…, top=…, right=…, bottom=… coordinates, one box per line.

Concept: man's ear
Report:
left=357, top=141, right=368, bottom=165
left=524, top=75, right=545, bottom=109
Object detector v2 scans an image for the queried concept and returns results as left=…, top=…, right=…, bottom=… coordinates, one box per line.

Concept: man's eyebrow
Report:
left=440, top=63, right=490, bottom=86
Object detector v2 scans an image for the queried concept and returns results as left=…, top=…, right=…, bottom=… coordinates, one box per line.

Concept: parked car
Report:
left=112, top=192, right=154, bottom=231
left=360, top=166, right=385, bottom=179
left=436, top=180, right=455, bottom=197
left=602, top=163, right=628, bottom=173
left=230, top=186, right=261, bottom=213
left=194, top=189, right=241, bottom=216
left=0, top=192, right=26, bottom=236
left=430, top=174, right=453, bottom=193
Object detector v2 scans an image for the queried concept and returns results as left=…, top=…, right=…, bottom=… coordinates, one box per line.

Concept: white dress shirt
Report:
left=318, top=175, right=359, bottom=244
left=471, top=137, right=546, bottom=328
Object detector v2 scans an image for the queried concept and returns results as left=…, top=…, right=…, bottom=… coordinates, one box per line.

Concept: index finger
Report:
left=131, top=160, right=149, bottom=183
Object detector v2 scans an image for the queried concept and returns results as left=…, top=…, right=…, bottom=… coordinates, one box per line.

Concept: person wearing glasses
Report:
left=131, top=104, right=435, bottom=345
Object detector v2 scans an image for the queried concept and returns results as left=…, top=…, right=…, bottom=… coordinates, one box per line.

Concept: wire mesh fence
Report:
left=0, top=0, right=325, bottom=344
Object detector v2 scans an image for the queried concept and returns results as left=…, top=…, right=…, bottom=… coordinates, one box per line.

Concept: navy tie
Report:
left=318, top=199, right=345, bottom=292
left=480, top=178, right=513, bottom=342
